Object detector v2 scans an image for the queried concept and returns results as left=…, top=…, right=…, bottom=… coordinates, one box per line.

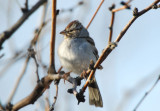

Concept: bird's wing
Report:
left=84, top=37, right=99, bottom=60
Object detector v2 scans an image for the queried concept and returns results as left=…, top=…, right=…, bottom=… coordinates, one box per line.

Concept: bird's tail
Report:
left=88, top=77, right=103, bottom=107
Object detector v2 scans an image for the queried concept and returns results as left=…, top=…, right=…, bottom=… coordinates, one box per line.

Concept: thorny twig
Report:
left=133, top=75, right=160, bottom=111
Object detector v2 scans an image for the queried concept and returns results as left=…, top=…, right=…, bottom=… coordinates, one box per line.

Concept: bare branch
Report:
left=11, top=71, right=80, bottom=111
left=0, top=0, right=47, bottom=50
left=12, top=75, right=53, bottom=111
left=80, top=0, right=160, bottom=100
left=108, top=0, right=133, bottom=43
left=115, top=0, right=160, bottom=43
left=49, top=85, right=58, bottom=111
left=108, top=4, right=115, bottom=43
left=133, top=75, right=160, bottom=111
left=32, top=52, right=40, bottom=82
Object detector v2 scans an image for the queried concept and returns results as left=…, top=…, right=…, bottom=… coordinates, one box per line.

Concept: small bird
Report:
left=58, top=20, right=103, bottom=107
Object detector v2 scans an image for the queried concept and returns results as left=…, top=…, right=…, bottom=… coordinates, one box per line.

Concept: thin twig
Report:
left=112, top=5, right=129, bottom=12
left=25, top=0, right=29, bottom=10
left=0, top=0, right=47, bottom=49
left=30, top=3, right=48, bottom=81
left=108, top=4, right=115, bottom=43
left=86, top=0, right=104, bottom=29
left=48, top=0, right=57, bottom=74
left=108, top=0, right=133, bottom=43
left=33, top=55, right=40, bottom=81
left=108, top=12, right=115, bottom=43
left=7, top=56, right=30, bottom=104
left=115, top=0, right=160, bottom=42
left=49, top=66, right=63, bottom=110
left=112, top=0, right=132, bottom=12
left=49, top=85, right=58, bottom=111
left=133, top=75, right=160, bottom=111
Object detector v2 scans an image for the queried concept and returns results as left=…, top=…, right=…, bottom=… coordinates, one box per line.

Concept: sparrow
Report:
left=58, top=20, right=103, bottom=107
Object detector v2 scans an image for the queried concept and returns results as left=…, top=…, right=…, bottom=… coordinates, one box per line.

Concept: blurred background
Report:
left=0, top=0, right=160, bottom=111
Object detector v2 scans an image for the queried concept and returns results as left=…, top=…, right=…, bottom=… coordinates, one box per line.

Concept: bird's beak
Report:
left=60, top=30, right=67, bottom=35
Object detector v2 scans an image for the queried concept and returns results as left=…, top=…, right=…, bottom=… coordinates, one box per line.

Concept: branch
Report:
left=115, top=0, right=160, bottom=42
left=133, top=75, right=160, bottom=111
left=108, top=4, right=115, bottom=43
left=80, top=0, right=160, bottom=100
left=0, top=0, right=47, bottom=50
left=112, top=0, right=132, bottom=12
left=48, top=0, right=57, bottom=74
left=49, top=85, right=58, bottom=111
left=10, top=71, right=80, bottom=111
left=31, top=49, right=40, bottom=82
left=108, top=0, right=133, bottom=43
left=11, top=75, right=53, bottom=111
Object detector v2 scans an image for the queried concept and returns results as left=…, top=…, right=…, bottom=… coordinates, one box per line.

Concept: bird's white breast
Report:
left=58, top=38, right=96, bottom=75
